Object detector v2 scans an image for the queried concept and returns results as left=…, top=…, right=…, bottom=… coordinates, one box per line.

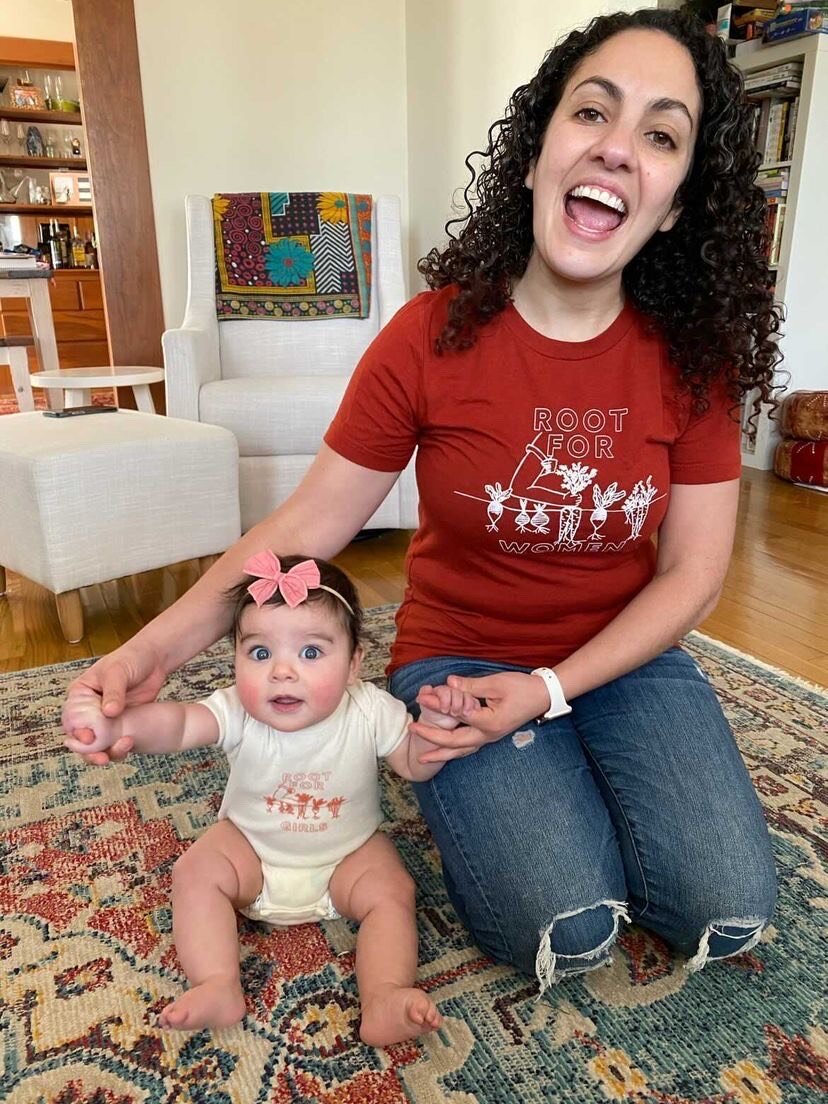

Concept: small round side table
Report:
left=30, top=365, right=165, bottom=413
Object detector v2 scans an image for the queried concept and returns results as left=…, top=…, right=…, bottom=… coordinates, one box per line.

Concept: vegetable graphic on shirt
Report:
left=555, top=462, right=596, bottom=542
left=516, top=499, right=531, bottom=532
left=530, top=502, right=551, bottom=534
left=589, top=482, right=626, bottom=540
left=622, top=476, right=658, bottom=539
left=485, top=483, right=512, bottom=532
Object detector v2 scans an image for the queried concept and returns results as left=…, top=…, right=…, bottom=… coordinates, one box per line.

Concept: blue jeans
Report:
left=388, top=647, right=777, bottom=992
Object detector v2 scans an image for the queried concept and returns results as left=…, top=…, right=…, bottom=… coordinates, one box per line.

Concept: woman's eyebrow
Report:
left=571, top=76, right=694, bottom=127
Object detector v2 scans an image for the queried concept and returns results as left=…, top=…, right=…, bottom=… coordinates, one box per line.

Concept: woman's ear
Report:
left=658, top=204, right=682, bottom=233
left=525, top=159, right=536, bottom=190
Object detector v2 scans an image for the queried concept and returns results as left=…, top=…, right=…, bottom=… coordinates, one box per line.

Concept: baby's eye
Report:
left=250, top=646, right=271, bottom=661
left=300, top=645, right=321, bottom=660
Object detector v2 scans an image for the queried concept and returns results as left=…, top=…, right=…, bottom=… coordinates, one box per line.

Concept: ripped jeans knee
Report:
left=535, top=899, right=630, bottom=995
left=685, top=916, right=768, bottom=972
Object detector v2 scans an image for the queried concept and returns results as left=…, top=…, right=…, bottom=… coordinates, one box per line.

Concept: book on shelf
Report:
left=750, top=92, right=800, bottom=166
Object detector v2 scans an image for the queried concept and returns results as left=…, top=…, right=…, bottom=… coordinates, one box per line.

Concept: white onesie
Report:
left=201, top=679, right=410, bottom=926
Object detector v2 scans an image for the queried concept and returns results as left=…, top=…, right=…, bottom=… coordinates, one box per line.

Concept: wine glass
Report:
left=0, top=119, right=10, bottom=152
left=15, top=124, right=26, bottom=154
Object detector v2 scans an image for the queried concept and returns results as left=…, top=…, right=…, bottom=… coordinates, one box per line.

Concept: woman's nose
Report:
left=590, top=122, right=636, bottom=172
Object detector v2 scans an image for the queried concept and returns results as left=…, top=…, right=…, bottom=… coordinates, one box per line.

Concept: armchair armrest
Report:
left=162, top=320, right=221, bottom=421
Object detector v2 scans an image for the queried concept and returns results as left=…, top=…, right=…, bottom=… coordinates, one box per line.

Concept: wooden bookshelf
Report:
left=0, top=204, right=92, bottom=216
left=0, top=155, right=87, bottom=171
left=0, top=107, right=82, bottom=126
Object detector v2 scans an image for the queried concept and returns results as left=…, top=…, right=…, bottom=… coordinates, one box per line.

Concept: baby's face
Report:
left=234, top=602, right=361, bottom=731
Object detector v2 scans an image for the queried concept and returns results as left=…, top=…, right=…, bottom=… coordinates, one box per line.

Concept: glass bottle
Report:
left=44, top=75, right=54, bottom=111
left=49, top=219, right=63, bottom=269
left=71, top=223, right=85, bottom=267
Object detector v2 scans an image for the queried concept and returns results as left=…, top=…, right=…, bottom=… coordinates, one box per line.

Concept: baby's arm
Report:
left=386, top=685, right=478, bottom=783
left=63, top=692, right=219, bottom=762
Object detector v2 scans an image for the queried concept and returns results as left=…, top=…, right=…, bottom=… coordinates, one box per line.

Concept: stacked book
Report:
left=743, top=60, right=803, bottom=97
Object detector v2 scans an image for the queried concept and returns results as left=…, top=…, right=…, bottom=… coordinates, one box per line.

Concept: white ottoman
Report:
left=0, top=410, right=240, bottom=642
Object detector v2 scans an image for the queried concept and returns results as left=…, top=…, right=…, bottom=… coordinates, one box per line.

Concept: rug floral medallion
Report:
left=1, top=607, right=826, bottom=1102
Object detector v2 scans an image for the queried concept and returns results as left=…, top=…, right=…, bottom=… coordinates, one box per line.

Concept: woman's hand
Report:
left=409, top=671, right=550, bottom=763
left=61, top=639, right=167, bottom=765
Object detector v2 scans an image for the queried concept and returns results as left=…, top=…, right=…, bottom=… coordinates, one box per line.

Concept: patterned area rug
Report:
left=1, top=609, right=826, bottom=1103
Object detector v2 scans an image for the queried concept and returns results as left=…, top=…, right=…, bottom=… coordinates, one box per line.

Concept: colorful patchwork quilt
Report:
left=213, top=192, right=372, bottom=320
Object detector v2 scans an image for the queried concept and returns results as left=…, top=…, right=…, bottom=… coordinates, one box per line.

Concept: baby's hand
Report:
left=416, top=683, right=478, bottom=731
left=62, top=692, right=123, bottom=763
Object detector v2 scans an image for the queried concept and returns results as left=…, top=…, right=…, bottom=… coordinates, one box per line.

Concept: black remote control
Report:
left=43, top=406, right=119, bottom=418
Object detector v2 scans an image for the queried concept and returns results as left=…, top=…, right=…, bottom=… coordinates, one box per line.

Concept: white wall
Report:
left=133, top=0, right=408, bottom=328
left=0, top=0, right=74, bottom=41
left=405, top=0, right=650, bottom=290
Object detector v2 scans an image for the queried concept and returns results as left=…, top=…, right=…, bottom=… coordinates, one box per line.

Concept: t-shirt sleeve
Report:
left=323, top=293, right=428, bottom=472
left=200, top=685, right=247, bottom=760
left=669, top=383, right=743, bottom=484
left=352, top=681, right=411, bottom=759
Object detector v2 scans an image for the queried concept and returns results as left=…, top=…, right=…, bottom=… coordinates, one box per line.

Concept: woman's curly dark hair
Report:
left=418, top=7, right=784, bottom=432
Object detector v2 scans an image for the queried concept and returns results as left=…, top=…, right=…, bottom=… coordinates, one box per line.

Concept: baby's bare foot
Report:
left=157, top=976, right=246, bottom=1031
left=359, top=985, right=442, bottom=1047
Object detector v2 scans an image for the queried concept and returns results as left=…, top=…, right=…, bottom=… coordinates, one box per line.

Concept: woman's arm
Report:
left=412, top=479, right=740, bottom=761
left=62, top=446, right=400, bottom=736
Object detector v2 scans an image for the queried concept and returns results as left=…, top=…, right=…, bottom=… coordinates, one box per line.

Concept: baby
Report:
left=63, top=552, right=474, bottom=1044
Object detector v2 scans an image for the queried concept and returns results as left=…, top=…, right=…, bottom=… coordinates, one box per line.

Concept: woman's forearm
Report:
left=135, top=511, right=308, bottom=675
left=552, top=567, right=721, bottom=703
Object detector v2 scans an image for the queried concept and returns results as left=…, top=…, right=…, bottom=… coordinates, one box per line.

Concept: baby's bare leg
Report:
left=328, top=832, right=441, bottom=1046
left=158, top=819, right=263, bottom=1031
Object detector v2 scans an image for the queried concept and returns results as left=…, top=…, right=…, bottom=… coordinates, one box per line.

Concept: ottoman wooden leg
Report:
left=0, top=565, right=6, bottom=594
left=55, top=589, right=84, bottom=643
left=199, top=554, right=220, bottom=574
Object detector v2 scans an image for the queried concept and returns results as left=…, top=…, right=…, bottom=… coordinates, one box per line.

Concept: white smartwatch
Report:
left=531, top=667, right=572, bottom=721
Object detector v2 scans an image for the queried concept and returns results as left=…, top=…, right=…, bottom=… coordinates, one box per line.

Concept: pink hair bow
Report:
left=242, top=551, right=321, bottom=608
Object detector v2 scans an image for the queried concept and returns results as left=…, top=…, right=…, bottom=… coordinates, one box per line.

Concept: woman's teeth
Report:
left=567, top=184, right=627, bottom=215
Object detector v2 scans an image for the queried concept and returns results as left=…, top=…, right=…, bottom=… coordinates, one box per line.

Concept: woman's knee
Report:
left=472, top=896, right=629, bottom=993
left=651, top=865, right=778, bottom=971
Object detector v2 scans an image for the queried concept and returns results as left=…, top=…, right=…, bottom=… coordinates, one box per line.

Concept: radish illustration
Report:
left=589, top=482, right=626, bottom=539
left=485, top=483, right=511, bottom=532
left=516, top=498, right=531, bottom=532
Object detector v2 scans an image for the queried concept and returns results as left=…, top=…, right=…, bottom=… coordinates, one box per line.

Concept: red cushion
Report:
left=779, top=391, right=828, bottom=441
left=774, top=438, right=828, bottom=487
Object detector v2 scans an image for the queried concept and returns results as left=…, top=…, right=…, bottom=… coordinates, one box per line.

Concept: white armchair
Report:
left=162, top=194, right=418, bottom=533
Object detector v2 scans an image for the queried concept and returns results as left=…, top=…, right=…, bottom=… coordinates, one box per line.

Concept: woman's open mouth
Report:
left=563, top=184, right=628, bottom=237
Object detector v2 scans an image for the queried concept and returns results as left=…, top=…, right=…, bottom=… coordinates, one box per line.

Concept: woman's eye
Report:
left=649, top=131, right=676, bottom=149
left=301, top=646, right=321, bottom=660
left=576, top=107, right=604, bottom=123
left=251, top=646, right=270, bottom=661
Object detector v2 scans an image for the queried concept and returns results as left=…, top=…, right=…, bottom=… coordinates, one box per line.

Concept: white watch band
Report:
left=531, top=667, right=572, bottom=720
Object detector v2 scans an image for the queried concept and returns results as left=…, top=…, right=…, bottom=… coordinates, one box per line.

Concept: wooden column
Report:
left=72, top=0, right=165, bottom=412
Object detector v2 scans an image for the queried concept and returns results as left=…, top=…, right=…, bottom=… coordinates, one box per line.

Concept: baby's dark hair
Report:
left=226, top=554, right=363, bottom=653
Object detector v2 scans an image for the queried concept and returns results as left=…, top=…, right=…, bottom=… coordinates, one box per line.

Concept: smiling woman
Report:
left=419, top=8, right=781, bottom=429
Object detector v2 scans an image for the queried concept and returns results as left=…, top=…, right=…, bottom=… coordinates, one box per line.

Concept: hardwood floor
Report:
left=1, top=468, right=826, bottom=686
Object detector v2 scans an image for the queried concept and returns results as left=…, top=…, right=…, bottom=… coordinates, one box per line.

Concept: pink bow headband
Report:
left=242, top=551, right=355, bottom=615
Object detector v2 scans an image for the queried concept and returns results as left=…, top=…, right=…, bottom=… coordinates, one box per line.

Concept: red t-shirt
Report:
left=324, top=287, right=741, bottom=673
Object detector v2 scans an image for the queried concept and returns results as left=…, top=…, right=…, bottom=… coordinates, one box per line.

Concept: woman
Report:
left=64, top=8, right=780, bottom=992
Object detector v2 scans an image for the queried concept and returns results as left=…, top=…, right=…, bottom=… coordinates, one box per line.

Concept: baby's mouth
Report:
left=564, top=185, right=628, bottom=233
left=271, top=695, right=302, bottom=707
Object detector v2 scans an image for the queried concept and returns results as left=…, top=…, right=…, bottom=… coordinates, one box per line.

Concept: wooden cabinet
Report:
left=0, top=269, right=108, bottom=386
